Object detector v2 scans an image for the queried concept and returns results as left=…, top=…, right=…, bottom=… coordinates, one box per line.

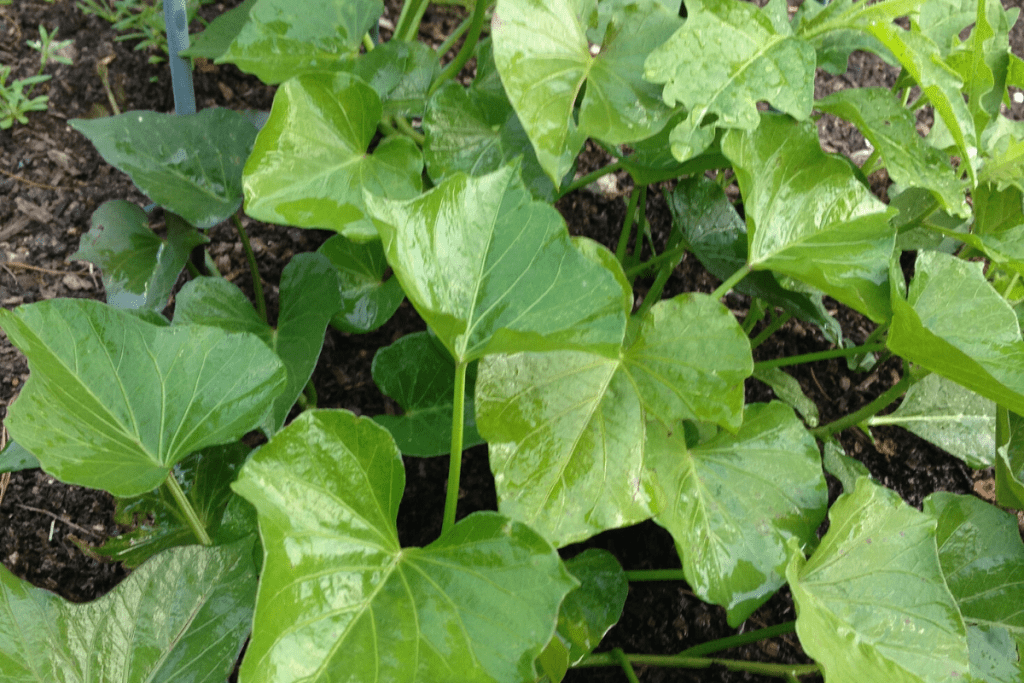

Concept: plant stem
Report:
left=233, top=213, right=267, bottom=323
left=575, top=652, right=820, bottom=679
left=750, top=312, right=792, bottom=350
left=616, top=185, right=642, bottom=263
left=625, top=244, right=687, bottom=278
left=442, top=361, right=469, bottom=534
left=612, top=649, right=641, bottom=683
left=711, top=265, right=751, bottom=301
left=626, top=568, right=687, bottom=581
left=634, top=253, right=676, bottom=319
left=435, top=14, right=472, bottom=59
left=677, top=621, right=797, bottom=658
left=164, top=471, right=212, bottom=546
left=393, top=0, right=430, bottom=42
left=558, top=160, right=625, bottom=198
left=303, top=379, right=317, bottom=409
left=428, top=0, right=489, bottom=97
left=754, top=343, right=886, bottom=371
left=810, top=370, right=920, bottom=440
left=1003, top=272, right=1021, bottom=298
left=393, top=115, right=425, bottom=145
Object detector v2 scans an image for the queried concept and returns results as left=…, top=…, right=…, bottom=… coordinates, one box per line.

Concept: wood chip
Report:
left=15, top=197, right=54, bottom=224
left=0, top=215, right=31, bottom=241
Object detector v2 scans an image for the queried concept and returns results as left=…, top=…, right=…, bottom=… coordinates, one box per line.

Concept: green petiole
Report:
left=163, top=471, right=212, bottom=546
left=442, top=361, right=469, bottom=534
left=232, top=212, right=267, bottom=324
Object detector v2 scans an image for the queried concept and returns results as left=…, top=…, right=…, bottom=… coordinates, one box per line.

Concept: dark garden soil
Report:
left=1, top=1, right=1023, bottom=681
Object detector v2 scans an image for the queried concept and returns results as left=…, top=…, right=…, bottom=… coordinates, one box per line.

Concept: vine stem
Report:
left=810, top=369, right=922, bottom=440
left=575, top=652, right=819, bottom=679
left=233, top=212, right=267, bottom=323
left=711, top=265, right=751, bottom=301
left=428, top=0, right=489, bottom=97
left=612, top=649, right=641, bottom=683
left=442, top=361, right=469, bottom=534
left=750, top=312, right=792, bottom=350
left=616, top=184, right=642, bottom=264
left=164, top=471, right=212, bottom=546
left=754, top=343, right=886, bottom=371
left=557, top=160, right=625, bottom=198
left=393, top=0, right=430, bottom=42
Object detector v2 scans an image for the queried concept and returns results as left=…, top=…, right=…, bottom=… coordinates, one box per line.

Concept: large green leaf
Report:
left=0, top=299, right=286, bottom=497
left=995, top=409, right=1024, bottom=509
left=787, top=477, right=970, bottom=683
left=69, top=108, right=257, bottom=229
left=868, top=372, right=996, bottom=469
left=215, top=0, right=383, bottom=83
left=649, top=402, right=827, bottom=626
left=243, top=73, right=423, bottom=242
left=0, top=441, right=39, bottom=474
left=347, top=40, right=439, bottom=119
left=0, top=540, right=256, bottom=683
left=71, top=201, right=208, bottom=311
left=723, top=114, right=896, bottom=323
left=371, top=331, right=485, bottom=456
left=174, top=253, right=340, bottom=433
left=973, top=183, right=1024, bottom=236
left=181, top=0, right=259, bottom=60
left=887, top=251, right=1024, bottom=415
left=816, top=88, right=967, bottom=217
left=492, top=0, right=681, bottom=183
left=93, top=443, right=256, bottom=567
left=365, top=163, right=627, bottom=364
left=926, top=492, right=1024, bottom=681
left=791, top=0, right=903, bottom=74
left=317, top=235, right=404, bottom=334
left=476, top=293, right=751, bottom=546
left=667, top=175, right=843, bottom=340
left=537, top=548, right=627, bottom=681
left=232, top=410, right=577, bottom=683
left=645, top=0, right=815, bottom=161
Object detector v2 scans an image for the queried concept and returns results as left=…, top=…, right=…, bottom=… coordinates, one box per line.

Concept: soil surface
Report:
left=1, top=1, right=1022, bottom=681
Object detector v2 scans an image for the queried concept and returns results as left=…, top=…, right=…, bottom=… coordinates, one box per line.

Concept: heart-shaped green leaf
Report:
left=723, top=114, right=896, bottom=323
left=649, top=402, right=827, bottom=626
left=645, top=0, right=815, bottom=161
left=94, top=442, right=256, bottom=567
left=0, top=299, right=286, bottom=497
left=72, top=201, right=208, bottom=311
left=317, top=235, right=404, bottom=334
left=243, top=73, right=423, bottom=242
left=477, top=293, right=751, bottom=546
left=215, top=0, right=383, bottom=83
left=70, top=108, right=257, bottom=228
left=232, top=409, right=577, bottom=683
left=0, top=540, right=256, bottom=683
left=868, top=372, right=996, bottom=469
left=366, top=163, right=627, bottom=363
left=174, top=252, right=341, bottom=433
left=887, top=251, right=1024, bottom=415
left=787, top=478, right=970, bottom=683
left=371, top=331, right=484, bottom=456
left=492, top=0, right=682, bottom=182
left=816, top=88, right=967, bottom=217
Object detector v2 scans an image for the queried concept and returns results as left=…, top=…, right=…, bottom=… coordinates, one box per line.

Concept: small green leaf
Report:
left=649, top=402, right=827, bottom=626
left=995, top=408, right=1024, bottom=510
left=347, top=40, right=439, bottom=119
left=233, top=410, right=577, bottom=683
left=0, top=441, right=39, bottom=474
left=821, top=439, right=872, bottom=494
left=181, top=0, right=259, bottom=60
left=816, top=88, right=967, bottom=217
left=973, top=183, right=1024, bottom=236
left=787, top=478, right=970, bottom=683
left=0, top=540, right=256, bottom=683
left=317, top=235, right=403, bottom=334
left=0, top=299, right=286, bottom=497
left=69, top=109, right=257, bottom=228
left=645, top=0, right=815, bottom=161
left=72, top=201, right=207, bottom=311
left=752, top=367, right=819, bottom=428
left=174, top=253, right=341, bottom=433
left=366, top=163, right=627, bottom=363
left=94, top=442, right=256, bottom=567
left=215, top=0, right=383, bottom=83
left=243, top=73, right=423, bottom=242
left=554, top=549, right=628, bottom=664
left=492, top=0, right=682, bottom=182
left=371, top=331, right=484, bottom=456
left=869, top=373, right=996, bottom=469
left=791, top=0, right=897, bottom=75
left=887, top=251, right=1024, bottom=415
left=723, top=114, right=896, bottom=323
left=979, top=115, right=1024, bottom=193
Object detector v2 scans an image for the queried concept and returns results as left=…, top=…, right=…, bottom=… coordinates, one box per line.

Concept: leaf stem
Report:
left=612, top=649, right=641, bottom=683
left=233, top=212, right=267, bottom=323
left=434, top=14, right=472, bottom=59
left=616, top=184, right=642, bottom=263
left=428, top=0, right=489, bottom=97
left=710, top=265, right=751, bottom=301
left=557, top=160, right=625, bottom=198
left=810, top=369, right=921, bottom=440
left=634, top=250, right=677, bottom=319
left=677, top=621, right=797, bottom=658
left=393, top=115, right=426, bottom=145
left=750, top=312, right=792, bottom=350
left=754, top=343, right=886, bottom=371
left=393, top=0, right=430, bottom=42
left=575, top=652, right=819, bottom=679
left=164, top=471, right=212, bottom=546
left=442, top=361, right=468, bottom=534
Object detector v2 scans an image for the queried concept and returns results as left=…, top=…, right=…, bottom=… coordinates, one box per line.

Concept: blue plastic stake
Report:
left=164, top=0, right=196, bottom=115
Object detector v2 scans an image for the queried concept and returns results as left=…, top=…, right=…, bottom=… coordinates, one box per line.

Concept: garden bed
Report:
left=1, top=1, right=1023, bottom=681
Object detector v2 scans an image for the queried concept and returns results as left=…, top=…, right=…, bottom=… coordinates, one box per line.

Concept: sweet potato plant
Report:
left=2, top=0, right=1024, bottom=680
